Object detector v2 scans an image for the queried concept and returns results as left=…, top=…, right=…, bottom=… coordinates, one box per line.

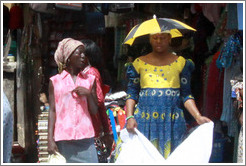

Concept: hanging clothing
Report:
left=126, top=56, right=195, bottom=159
left=216, top=33, right=242, bottom=69
left=199, top=3, right=226, bottom=26
left=218, top=33, right=242, bottom=137
left=219, top=56, right=242, bottom=137
left=204, top=51, right=224, bottom=120
left=3, top=92, right=13, bottom=163
left=9, top=5, right=24, bottom=30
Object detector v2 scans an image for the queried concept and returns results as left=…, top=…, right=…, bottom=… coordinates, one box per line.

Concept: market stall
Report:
left=2, top=2, right=244, bottom=163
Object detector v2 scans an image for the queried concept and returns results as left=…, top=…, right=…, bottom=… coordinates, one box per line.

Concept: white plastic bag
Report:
left=48, top=151, right=66, bottom=163
left=166, top=122, right=214, bottom=164
left=115, top=122, right=214, bottom=164
left=115, top=127, right=165, bottom=164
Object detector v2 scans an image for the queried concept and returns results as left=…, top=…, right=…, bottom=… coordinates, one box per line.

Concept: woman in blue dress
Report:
left=125, top=31, right=211, bottom=159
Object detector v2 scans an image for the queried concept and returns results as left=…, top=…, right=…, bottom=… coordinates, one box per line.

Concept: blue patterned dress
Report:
left=126, top=56, right=195, bottom=159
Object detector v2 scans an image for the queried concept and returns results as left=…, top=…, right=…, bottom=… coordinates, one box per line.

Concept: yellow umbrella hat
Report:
left=124, top=16, right=196, bottom=46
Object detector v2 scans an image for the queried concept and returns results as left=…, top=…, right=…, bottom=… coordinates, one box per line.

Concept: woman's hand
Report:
left=72, top=86, right=90, bottom=97
left=100, top=134, right=114, bottom=151
left=195, top=115, right=211, bottom=125
left=39, top=93, right=48, bottom=104
left=126, top=118, right=138, bottom=134
left=184, top=99, right=211, bottom=125
left=48, top=138, right=59, bottom=155
left=73, top=82, right=98, bottom=114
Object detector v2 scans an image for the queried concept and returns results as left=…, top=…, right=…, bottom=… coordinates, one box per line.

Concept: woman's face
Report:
left=67, top=45, right=87, bottom=70
left=150, top=33, right=171, bottom=53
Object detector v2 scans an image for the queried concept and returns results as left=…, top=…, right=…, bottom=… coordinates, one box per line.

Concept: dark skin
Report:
left=126, top=33, right=211, bottom=134
left=48, top=45, right=98, bottom=154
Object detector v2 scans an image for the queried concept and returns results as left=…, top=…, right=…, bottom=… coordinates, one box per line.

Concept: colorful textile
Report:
left=54, top=38, right=84, bottom=72
left=216, top=33, right=242, bottom=69
left=126, top=56, right=195, bottom=159
left=84, top=66, right=112, bottom=137
left=50, top=70, right=95, bottom=141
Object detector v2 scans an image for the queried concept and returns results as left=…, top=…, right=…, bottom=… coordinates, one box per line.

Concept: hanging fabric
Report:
left=204, top=51, right=224, bottom=120
left=55, top=3, right=82, bottom=11
left=219, top=33, right=243, bottom=137
left=9, top=4, right=24, bottom=30
left=216, top=33, right=242, bottom=69
left=29, top=3, right=55, bottom=13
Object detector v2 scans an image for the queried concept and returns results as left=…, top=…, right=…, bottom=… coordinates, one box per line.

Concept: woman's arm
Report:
left=87, top=81, right=98, bottom=114
left=72, top=81, right=98, bottom=115
left=180, top=59, right=211, bottom=125
left=125, top=63, right=140, bottom=134
left=126, top=99, right=138, bottom=133
left=47, top=80, right=59, bottom=154
left=184, top=99, right=211, bottom=125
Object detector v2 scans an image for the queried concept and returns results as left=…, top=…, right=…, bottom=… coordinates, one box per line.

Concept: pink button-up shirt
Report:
left=50, top=70, right=96, bottom=142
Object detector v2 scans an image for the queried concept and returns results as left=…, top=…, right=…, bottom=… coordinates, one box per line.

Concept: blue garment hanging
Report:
left=216, top=33, right=242, bottom=69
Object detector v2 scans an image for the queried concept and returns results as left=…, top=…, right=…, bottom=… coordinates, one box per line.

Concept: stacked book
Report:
left=36, top=111, right=49, bottom=163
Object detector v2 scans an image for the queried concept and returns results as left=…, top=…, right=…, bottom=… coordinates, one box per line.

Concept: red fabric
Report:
left=85, top=67, right=112, bottom=137
left=102, top=84, right=110, bottom=97
left=9, top=5, right=23, bottom=30
left=204, top=51, right=224, bottom=120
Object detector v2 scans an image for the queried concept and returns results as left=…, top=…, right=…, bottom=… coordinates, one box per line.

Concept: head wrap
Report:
left=54, top=38, right=84, bottom=73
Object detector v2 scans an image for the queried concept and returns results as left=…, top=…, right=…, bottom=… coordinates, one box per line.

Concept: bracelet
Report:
left=195, top=113, right=201, bottom=119
left=126, top=115, right=134, bottom=121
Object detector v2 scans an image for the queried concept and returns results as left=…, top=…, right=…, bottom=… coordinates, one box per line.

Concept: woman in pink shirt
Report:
left=48, top=38, right=99, bottom=163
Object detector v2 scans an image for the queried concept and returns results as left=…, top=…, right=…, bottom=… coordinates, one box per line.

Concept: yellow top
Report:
left=132, top=56, right=186, bottom=88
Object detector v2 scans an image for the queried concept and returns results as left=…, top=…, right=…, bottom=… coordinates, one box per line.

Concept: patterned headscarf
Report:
left=54, top=38, right=84, bottom=73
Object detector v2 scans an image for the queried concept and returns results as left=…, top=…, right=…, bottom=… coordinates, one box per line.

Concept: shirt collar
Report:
left=82, top=65, right=91, bottom=74
left=60, top=70, right=87, bottom=80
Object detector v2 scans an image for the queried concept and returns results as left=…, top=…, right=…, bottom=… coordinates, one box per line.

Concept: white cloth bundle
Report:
left=48, top=151, right=66, bottom=163
left=115, top=122, right=214, bottom=164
